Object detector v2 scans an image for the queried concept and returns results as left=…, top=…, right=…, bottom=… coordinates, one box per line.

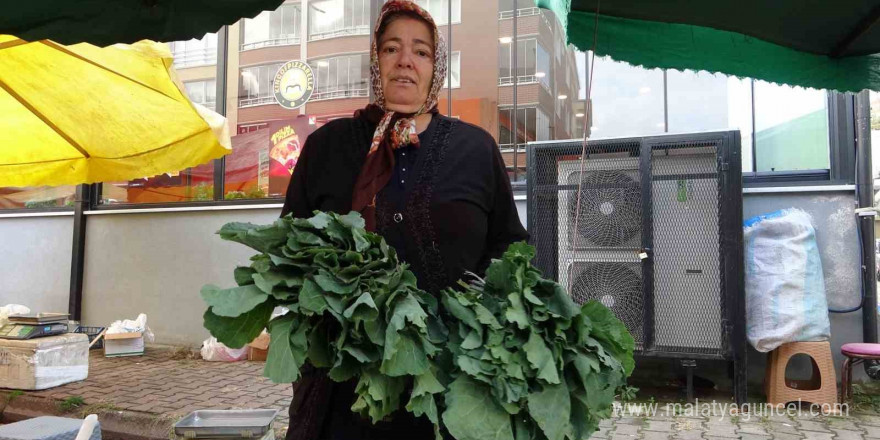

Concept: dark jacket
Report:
left=282, top=113, right=528, bottom=440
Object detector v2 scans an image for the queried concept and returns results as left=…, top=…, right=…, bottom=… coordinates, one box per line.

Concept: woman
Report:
left=281, top=1, right=528, bottom=438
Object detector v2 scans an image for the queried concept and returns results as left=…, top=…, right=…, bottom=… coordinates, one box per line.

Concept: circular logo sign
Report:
left=273, top=61, right=314, bottom=109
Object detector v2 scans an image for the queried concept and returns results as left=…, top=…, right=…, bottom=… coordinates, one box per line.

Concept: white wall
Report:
left=0, top=215, right=73, bottom=313
left=81, top=208, right=282, bottom=346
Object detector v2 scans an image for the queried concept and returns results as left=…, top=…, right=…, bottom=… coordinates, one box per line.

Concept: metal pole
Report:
left=68, top=184, right=89, bottom=321
left=447, top=0, right=452, bottom=116
left=855, top=90, right=880, bottom=378
left=512, top=0, right=518, bottom=181
left=213, top=25, right=229, bottom=201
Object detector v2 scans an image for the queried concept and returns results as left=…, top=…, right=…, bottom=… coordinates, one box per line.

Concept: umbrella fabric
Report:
left=537, top=0, right=880, bottom=92
left=0, top=0, right=285, bottom=47
left=0, top=36, right=230, bottom=187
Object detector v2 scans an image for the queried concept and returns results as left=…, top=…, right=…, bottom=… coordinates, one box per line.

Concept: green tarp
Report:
left=537, top=0, right=880, bottom=92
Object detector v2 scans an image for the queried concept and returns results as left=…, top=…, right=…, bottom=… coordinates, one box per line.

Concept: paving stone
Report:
left=611, top=435, right=638, bottom=440
left=864, top=425, right=880, bottom=439
left=830, top=428, right=865, bottom=440
left=825, top=417, right=862, bottom=431
left=766, top=421, right=801, bottom=435
left=796, top=420, right=831, bottom=432
left=771, top=433, right=806, bottom=440
left=800, top=432, right=833, bottom=440
left=739, top=434, right=773, bottom=440
left=615, top=424, right=642, bottom=436
left=737, top=424, right=770, bottom=435
left=645, top=421, right=677, bottom=432
left=643, top=432, right=672, bottom=440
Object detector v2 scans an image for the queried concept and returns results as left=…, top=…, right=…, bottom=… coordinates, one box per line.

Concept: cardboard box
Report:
left=104, top=331, right=144, bottom=357
left=248, top=333, right=270, bottom=362
left=0, top=333, right=89, bottom=390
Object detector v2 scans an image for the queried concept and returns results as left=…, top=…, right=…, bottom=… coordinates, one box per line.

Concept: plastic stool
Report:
left=840, top=343, right=880, bottom=404
left=765, top=341, right=838, bottom=409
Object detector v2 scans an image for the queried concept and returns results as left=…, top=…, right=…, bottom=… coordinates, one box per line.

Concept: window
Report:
left=184, top=79, right=217, bottom=109
left=870, top=92, right=880, bottom=180
left=444, top=51, right=461, bottom=89
left=241, top=3, right=301, bottom=50
left=239, top=63, right=284, bottom=107
left=499, top=38, right=550, bottom=89
left=754, top=81, right=829, bottom=172
left=308, top=0, right=370, bottom=41
left=168, top=33, right=217, bottom=68
left=667, top=71, right=753, bottom=171
left=310, top=53, right=370, bottom=100
left=0, top=187, right=75, bottom=210
left=413, top=0, right=461, bottom=25
left=499, top=106, right=550, bottom=147
left=588, top=55, right=665, bottom=138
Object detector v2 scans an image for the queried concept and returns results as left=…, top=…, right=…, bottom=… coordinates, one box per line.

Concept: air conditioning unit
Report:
left=527, top=131, right=745, bottom=404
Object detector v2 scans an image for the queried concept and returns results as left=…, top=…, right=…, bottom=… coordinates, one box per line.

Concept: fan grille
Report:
left=569, top=261, right=644, bottom=348
left=566, top=170, right=642, bottom=248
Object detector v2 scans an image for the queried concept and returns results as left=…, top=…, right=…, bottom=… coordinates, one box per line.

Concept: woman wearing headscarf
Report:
left=281, top=1, right=528, bottom=438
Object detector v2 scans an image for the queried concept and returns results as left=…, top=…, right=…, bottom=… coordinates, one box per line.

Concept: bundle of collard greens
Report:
left=201, top=211, right=448, bottom=425
left=439, top=243, right=635, bottom=440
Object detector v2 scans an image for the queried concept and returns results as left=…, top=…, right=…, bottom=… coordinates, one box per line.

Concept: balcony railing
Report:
left=499, top=75, right=551, bottom=94
left=240, top=36, right=301, bottom=51
left=308, top=26, right=370, bottom=42
left=311, top=88, right=369, bottom=101
left=172, top=47, right=217, bottom=68
left=498, top=7, right=553, bottom=29
left=238, top=96, right=276, bottom=108
left=498, top=7, right=540, bottom=19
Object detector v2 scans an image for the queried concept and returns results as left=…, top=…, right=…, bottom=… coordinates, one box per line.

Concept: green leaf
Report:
left=528, top=382, right=571, bottom=440
left=539, top=280, right=580, bottom=319
left=442, top=376, right=514, bottom=440
left=343, top=292, right=379, bottom=322
left=307, top=324, right=333, bottom=368
left=523, top=331, right=560, bottom=384
left=219, top=220, right=288, bottom=254
left=264, top=315, right=310, bottom=383
left=234, top=266, right=256, bottom=286
left=380, top=332, right=429, bottom=377
left=203, top=300, right=274, bottom=349
left=505, top=292, right=530, bottom=330
left=581, top=301, right=635, bottom=375
left=314, top=270, right=357, bottom=294
left=201, top=284, right=268, bottom=318
left=298, top=279, right=328, bottom=315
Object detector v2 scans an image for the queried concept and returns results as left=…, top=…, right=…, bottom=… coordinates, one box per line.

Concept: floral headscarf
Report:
left=352, top=0, right=448, bottom=232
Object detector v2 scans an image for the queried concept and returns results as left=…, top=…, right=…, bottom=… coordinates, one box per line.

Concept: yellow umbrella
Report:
left=0, top=36, right=230, bottom=187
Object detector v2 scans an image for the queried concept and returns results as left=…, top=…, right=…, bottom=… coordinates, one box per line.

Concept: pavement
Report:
left=1, top=346, right=879, bottom=439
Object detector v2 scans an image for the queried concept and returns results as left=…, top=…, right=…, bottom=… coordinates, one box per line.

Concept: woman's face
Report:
left=378, top=16, right=435, bottom=113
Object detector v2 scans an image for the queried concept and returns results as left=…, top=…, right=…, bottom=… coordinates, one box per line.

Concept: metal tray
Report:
left=173, top=409, right=278, bottom=438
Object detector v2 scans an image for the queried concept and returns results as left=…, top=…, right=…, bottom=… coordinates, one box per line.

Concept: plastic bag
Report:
left=200, top=337, right=248, bottom=362
left=744, top=208, right=831, bottom=352
left=0, top=304, right=31, bottom=328
left=107, top=313, right=155, bottom=342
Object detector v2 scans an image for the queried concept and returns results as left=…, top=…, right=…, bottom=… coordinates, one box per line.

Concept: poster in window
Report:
left=268, top=117, right=317, bottom=195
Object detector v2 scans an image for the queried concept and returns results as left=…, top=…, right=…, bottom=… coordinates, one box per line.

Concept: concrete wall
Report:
left=0, top=214, right=73, bottom=313
left=80, top=208, right=282, bottom=346
left=742, top=189, right=877, bottom=384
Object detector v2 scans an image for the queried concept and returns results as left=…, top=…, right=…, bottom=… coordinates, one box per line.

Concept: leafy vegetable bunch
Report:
left=201, top=211, right=447, bottom=424
left=438, top=243, right=635, bottom=440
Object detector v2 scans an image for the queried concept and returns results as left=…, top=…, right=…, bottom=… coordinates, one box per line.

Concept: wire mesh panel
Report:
left=528, top=139, right=645, bottom=346
left=649, top=144, right=724, bottom=355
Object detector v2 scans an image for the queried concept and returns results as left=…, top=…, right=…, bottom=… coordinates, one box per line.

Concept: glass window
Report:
left=444, top=51, right=460, bottom=89
left=309, top=0, right=370, bottom=41
left=754, top=81, right=829, bottom=172
left=184, top=79, right=217, bottom=109
left=241, top=3, right=301, bottom=50
left=667, top=71, right=754, bottom=172
left=168, top=33, right=217, bottom=68
left=310, top=53, right=370, bottom=100
left=0, top=187, right=75, bottom=210
left=412, top=0, right=461, bottom=25
left=498, top=38, right=547, bottom=88
left=870, top=91, right=880, bottom=180
left=588, top=55, right=665, bottom=138
left=239, top=63, right=284, bottom=107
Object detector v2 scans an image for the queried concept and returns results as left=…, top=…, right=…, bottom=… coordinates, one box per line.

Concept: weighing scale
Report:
left=0, top=313, right=69, bottom=340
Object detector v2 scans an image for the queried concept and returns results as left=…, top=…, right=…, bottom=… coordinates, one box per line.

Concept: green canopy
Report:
left=536, top=0, right=880, bottom=92
left=0, top=0, right=285, bottom=47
